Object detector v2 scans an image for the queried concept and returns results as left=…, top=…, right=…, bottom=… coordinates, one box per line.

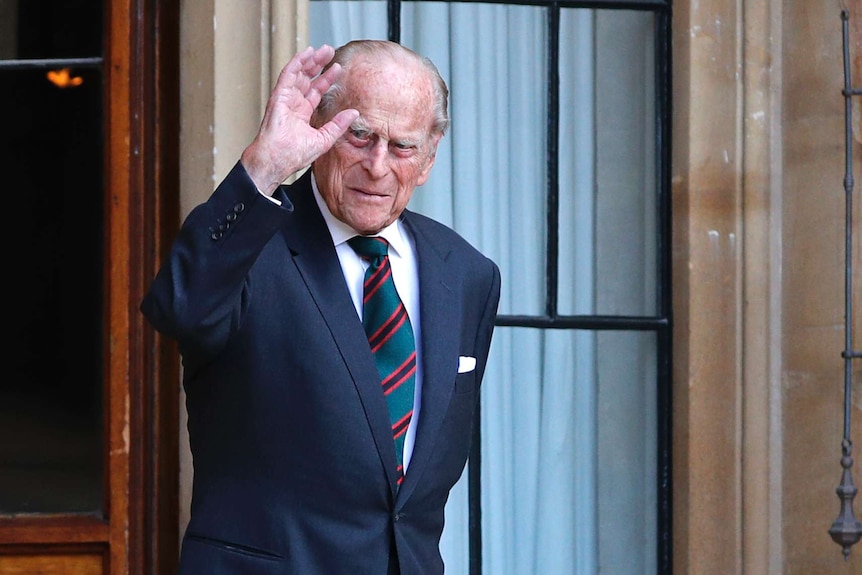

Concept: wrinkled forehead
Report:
left=341, top=55, right=436, bottom=131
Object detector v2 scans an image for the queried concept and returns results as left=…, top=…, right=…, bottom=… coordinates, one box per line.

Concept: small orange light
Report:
left=46, top=68, right=84, bottom=88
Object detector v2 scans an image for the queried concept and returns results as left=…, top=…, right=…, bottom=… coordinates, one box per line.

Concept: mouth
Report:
left=349, top=186, right=389, bottom=199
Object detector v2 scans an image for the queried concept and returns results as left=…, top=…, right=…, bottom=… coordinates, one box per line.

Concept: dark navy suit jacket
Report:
left=141, top=162, right=501, bottom=575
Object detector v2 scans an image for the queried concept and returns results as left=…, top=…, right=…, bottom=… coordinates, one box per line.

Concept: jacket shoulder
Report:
left=403, top=210, right=497, bottom=268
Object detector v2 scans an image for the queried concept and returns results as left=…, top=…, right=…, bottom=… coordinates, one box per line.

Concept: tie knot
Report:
left=348, top=236, right=389, bottom=261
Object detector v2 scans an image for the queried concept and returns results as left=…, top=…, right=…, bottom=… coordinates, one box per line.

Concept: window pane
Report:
left=596, top=330, right=657, bottom=574
left=480, top=327, right=657, bottom=575
left=0, top=0, right=103, bottom=60
left=310, top=0, right=389, bottom=45
left=0, top=65, right=104, bottom=514
left=558, top=9, right=657, bottom=316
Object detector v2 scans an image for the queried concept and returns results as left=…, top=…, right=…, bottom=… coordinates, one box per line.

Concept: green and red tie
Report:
left=348, top=236, right=416, bottom=484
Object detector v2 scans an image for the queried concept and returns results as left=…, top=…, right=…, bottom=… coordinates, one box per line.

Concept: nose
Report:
left=362, top=139, right=390, bottom=179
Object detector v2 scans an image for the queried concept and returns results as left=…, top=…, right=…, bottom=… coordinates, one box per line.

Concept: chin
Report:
left=357, top=224, right=385, bottom=235
left=346, top=213, right=393, bottom=235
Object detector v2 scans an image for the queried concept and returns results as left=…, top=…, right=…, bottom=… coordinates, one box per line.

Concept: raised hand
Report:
left=240, top=45, right=360, bottom=195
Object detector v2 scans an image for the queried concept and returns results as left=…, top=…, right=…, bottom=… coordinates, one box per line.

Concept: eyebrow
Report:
left=349, top=119, right=425, bottom=149
left=349, top=118, right=371, bottom=133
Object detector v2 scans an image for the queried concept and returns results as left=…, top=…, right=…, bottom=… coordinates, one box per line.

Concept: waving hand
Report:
left=241, top=45, right=360, bottom=195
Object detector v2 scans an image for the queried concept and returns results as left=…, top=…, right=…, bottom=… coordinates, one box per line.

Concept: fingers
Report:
left=316, top=109, right=360, bottom=148
left=305, top=44, right=336, bottom=73
left=274, top=45, right=336, bottom=95
left=306, top=62, right=343, bottom=110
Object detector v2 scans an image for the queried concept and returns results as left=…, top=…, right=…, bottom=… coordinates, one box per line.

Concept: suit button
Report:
left=233, top=202, right=245, bottom=214
left=393, top=513, right=401, bottom=522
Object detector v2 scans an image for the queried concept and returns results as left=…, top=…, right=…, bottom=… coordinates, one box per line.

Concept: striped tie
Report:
left=348, top=236, right=416, bottom=484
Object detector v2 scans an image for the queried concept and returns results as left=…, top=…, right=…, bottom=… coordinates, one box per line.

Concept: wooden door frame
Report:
left=0, top=1, right=180, bottom=574
left=123, top=0, right=181, bottom=572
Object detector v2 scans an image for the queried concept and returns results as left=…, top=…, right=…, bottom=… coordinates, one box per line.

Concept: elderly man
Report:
left=142, top=40, right=500, bottom=575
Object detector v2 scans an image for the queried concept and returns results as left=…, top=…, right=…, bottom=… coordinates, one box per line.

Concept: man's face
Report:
left=313, top=56, right=441, bottom=235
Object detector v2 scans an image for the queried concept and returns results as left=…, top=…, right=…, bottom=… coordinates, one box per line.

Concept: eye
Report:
left=391, top=141, right=419, bottom=157
left=348, top=127, right=372, bottom=144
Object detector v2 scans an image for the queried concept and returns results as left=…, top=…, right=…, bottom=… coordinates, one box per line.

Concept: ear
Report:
left=416, top=133, right=443, bottom=186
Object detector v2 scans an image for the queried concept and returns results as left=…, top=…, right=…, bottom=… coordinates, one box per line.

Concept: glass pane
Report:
left=0, top=0, right=103, bottom=60
left=479, top=327, right=657, bottom=575
left=309, top=0, right=389, bottom=46
left=0, top=65, right=104, bottom=513
left=596, top=330, right=657, bottom=574
left=558, top=9, right=657, bottom=316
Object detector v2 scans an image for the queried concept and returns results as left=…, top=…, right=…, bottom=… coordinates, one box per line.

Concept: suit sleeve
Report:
left=140, top=161, right=293, bottom=362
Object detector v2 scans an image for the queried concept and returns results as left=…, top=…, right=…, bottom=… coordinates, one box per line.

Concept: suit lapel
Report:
left=396, top=212, right=460, bottom=504
left=276, top=174, right=401, bottom=490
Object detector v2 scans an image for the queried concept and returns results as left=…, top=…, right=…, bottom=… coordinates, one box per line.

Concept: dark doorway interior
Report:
left=0, top=0, right=104, bottom=514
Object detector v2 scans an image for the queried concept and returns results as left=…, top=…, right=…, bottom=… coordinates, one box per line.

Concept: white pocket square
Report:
left=458, top=356, right=476, bottom=373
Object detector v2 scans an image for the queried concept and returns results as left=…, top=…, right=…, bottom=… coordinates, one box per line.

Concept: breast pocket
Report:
left=454, top=355, right=477, bottom=394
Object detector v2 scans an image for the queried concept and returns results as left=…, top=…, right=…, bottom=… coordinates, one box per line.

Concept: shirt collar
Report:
left=311, top=172, right=410, bottom=258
